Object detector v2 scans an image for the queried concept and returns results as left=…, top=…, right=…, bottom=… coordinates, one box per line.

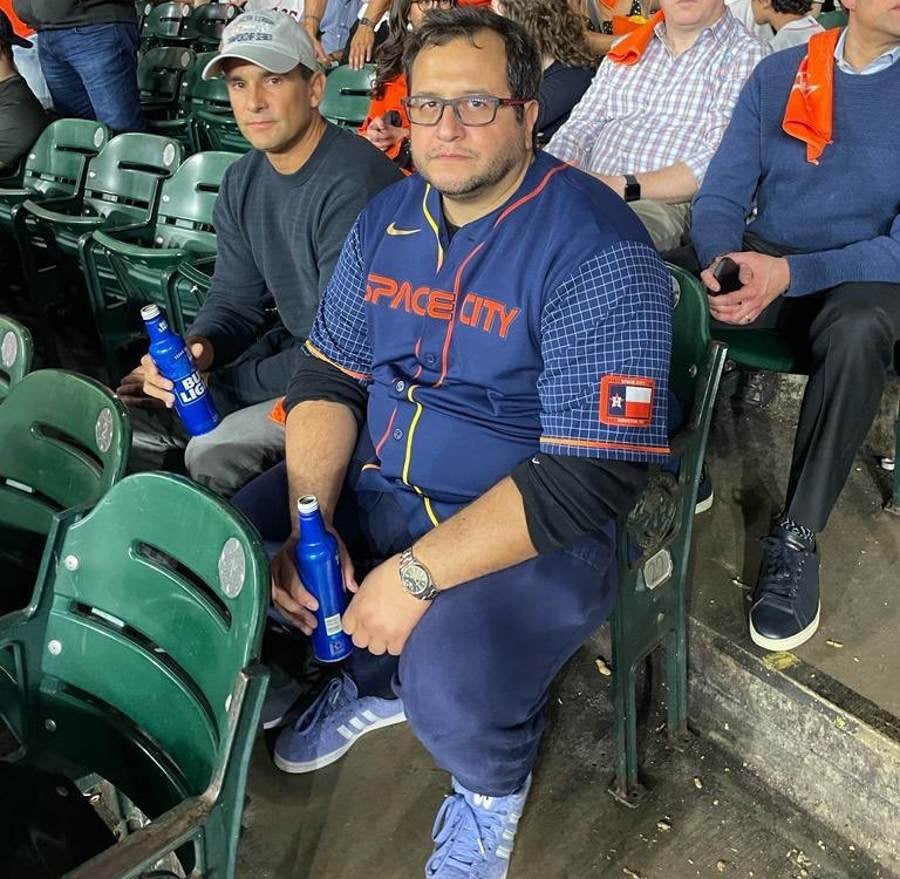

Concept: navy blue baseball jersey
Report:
left=303, top=150, right=673, bottom=536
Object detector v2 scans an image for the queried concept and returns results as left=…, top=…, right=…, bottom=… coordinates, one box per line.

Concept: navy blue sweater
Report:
left=692, top=46, right=900, bottom=297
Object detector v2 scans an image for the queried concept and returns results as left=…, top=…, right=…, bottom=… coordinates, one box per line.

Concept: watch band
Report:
left=399, top=549, right=439, bottom=601
left=623, top=173, right=641, bottom=203
left=359, top=16, right=374, bottom=27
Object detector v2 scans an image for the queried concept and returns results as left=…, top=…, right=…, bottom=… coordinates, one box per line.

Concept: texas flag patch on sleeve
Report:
left=599, top=375, right=656, bottom=428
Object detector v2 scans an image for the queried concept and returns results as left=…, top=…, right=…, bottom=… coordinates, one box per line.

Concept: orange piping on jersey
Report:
left=304, top=340, right=370, bottom=381
left=435, top=242, right=485, bottom=387
left=541, top=436, right=670, bottom=455
left=413, top=338, right=423, bottom=380
left=422, top=184, right=444, bottom=272
left=374, top=407, right=398, bottom=456
left=492, top=164, right=569, bottom=229
left=361, top=462, right=381, bottom=471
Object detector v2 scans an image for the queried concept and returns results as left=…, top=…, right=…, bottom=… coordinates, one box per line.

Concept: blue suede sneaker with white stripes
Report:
left=273, top=672, right=406, bottom=773
left=425, top=774, right=532, bottom=878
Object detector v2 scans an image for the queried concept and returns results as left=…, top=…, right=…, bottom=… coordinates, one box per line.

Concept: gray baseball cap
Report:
left=201, top=10, right=321, bottom=80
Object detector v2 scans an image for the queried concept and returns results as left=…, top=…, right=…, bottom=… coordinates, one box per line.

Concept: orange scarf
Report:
left=782, top=28, right=842, bottom=165
left=607, top=10, right=664, bottom=65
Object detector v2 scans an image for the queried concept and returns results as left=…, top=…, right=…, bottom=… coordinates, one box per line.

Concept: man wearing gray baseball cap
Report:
left=121, top=9, right=402, bottom=502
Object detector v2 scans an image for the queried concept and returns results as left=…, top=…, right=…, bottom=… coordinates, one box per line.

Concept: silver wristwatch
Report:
left=399, top=549, right=439, bottom=601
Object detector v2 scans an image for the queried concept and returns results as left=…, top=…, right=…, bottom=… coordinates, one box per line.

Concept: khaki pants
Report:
left=628, top=200, right=692, bottom=253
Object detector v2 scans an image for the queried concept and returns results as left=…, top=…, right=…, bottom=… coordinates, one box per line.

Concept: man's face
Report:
left=224, top=61, right=325, bottom=154
left=407, top=30, right=538, bottom=201
left=659, top=0, right=727, bottom=31
left=843, top=0, right=900, bottom=42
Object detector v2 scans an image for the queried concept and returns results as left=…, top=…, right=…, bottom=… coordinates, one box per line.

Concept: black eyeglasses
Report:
left=411, top=0, right=456, bottom=8
left=401, top=94, right=530, bottom=127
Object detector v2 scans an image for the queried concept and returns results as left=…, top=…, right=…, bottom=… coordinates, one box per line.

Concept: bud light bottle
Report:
left=294, top=495, right=353, bottom=663
left=141, top=304, right=220, bottom=436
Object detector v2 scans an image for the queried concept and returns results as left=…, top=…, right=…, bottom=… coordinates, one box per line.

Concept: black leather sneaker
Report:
left=749, top=525, right=820, bottom=651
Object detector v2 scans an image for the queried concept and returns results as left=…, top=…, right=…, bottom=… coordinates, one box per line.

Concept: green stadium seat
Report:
left=184, top=53, right=252, bottom=154
left=83, top=151, right=239, bottom=375
left=817, top=10, right=848, bottom=28
left=0, top=119, right=109, bottom=236
left=0, top=471, right=269, bottom=878
left=140, top=0, right=195, bottom=49
left=12, top=133, right=183, bottom=327
left=139, top=46, right=197, bottom=137
left=0, top=315, right=33, bottom=401
left=321, top=63, right=376, bottom=128
left=608, top=266, right=727, bottom=803
left=0, top=369, right=130, bottom=612
left=185, top=0, right=240, bottom=50
left=711, top=324, right=900, bottom=512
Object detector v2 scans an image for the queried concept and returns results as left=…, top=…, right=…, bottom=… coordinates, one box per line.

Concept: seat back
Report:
left=139, top=46, right=197, bottom=107
left=186, top=0, right=239, bottom=46
left=155, top=150, right=239, bottom=251
left=320, top=64, right=376, bottom=127
left=34, top=472, right=268, bottom=799
left=80, top=133, right=183, bottom=223
left=0, top=316, right=33, bottom=401
left=19, top=119, right=110, bottom=200
left=0, top=369, right=130, bottom=539
left=668, top=264, right=712, bottom=410
left=818, top=10, right=848, bottom=28
left=141, top=0, right=194, bottom=45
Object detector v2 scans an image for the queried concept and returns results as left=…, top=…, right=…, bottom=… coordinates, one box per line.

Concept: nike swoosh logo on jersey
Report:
left=386, top=222, right=422, bottom=236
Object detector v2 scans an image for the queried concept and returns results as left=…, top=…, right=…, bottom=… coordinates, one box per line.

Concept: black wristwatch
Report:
left=359, top=16, right=374, bottom=28
left=624, top=174, right=641, bottom=203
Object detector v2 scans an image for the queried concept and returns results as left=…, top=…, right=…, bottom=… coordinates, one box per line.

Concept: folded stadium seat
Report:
left=608, top=266, right=727, bottom=803
left=139, top=46, right=197, bottom=138
left=711, top=324, right=900, bottom=512
left=0, top=471, right=269, bottom=879
left=185, top=55, right=252, bottom=154
left=185, top=0, right=240, bottom=51
left=12, top=133, right=184, bottom=335
left=168, top=253, right=216, bottom=331
left=817, top=10, right=849, bottom=28
left=0, top=315, right=33, bottom=401
left=0, top=369, right=130, bottom=614
left=82, top=150, right=239, bottom=377
left=321, top=63, right=377, bottom=129
left=139, top=0, right=196, bottom=51
left=0, top=119, right=109, bottom=237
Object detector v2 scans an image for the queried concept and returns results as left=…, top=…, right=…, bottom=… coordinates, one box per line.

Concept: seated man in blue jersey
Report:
left=692, top=0, right=900, bottom=653
left=233, top=7, right=673, bottom=875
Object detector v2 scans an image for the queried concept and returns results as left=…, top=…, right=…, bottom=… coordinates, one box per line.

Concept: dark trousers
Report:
left=38, top=22, right=144, bottom=133
left=669, top=235, right=900, bottom=531
left=233, top=460, right=618, bottom=796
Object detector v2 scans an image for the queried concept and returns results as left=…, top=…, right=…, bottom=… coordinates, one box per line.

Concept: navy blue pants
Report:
left=38, top=22, right=145, bottom=133
left=233, top=461, right=618, bottom=796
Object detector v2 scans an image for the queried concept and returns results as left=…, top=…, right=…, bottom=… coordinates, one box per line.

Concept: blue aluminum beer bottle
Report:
left=141, top=304, right=220, bottom=436
left=294, top=495, right=354, bottom=663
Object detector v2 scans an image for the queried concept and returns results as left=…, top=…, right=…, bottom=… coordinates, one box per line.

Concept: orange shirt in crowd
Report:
left=358, top=73, right=409, bottom=161
left=0, top=0, right=35, bottom=37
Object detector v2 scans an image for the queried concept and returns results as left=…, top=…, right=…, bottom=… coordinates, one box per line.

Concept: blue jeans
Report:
left=38, top=22, right=144, bottom=132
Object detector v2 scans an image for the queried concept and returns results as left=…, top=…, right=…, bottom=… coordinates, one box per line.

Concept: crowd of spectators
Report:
left=1, top=0, right=898, bottom=874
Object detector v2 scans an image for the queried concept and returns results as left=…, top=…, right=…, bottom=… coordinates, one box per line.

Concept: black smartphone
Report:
left=385, top=110, right=403, bottom=128
left=711, top=257, right=742, bottom=295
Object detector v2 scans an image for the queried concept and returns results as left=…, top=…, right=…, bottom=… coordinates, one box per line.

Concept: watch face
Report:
left=403, top=563, right=431, bottom=596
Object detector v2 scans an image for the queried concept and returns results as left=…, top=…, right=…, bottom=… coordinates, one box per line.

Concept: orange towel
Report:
left=782, top=27, right=842, bottom=165
left=607, top=10, right=664, bottom=65
left=612, top=14, right=649, bottom=36
left=268, top=397, right=287, bottom=425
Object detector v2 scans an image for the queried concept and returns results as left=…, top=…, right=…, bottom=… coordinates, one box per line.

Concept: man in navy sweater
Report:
left=691, top=0, right=900, bottom=652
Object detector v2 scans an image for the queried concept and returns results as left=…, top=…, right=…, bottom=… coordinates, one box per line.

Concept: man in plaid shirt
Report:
left=547, top=0, right=766, bottom=252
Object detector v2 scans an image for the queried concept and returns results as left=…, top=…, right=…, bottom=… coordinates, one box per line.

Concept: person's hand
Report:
left=302, top=17, right=328, bottom=63
left=271, top=531, right=357, bottom=636
left=364, top=114, right=407, bottom=152
left=702, top=252, right=791, bottom=325
left=348, top=24, right=375, bottom=70
left=342, top=554, right=429, bottom=655
left=130, top=339, right=213, bottom=408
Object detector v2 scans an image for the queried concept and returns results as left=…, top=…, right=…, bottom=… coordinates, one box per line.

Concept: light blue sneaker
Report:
left=425, top=774, right=532, bottom=878
left=273, top=672, right=406, bottom=773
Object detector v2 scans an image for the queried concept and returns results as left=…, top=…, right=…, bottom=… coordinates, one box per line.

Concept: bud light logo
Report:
left=177, top=370, right=208, bottom=405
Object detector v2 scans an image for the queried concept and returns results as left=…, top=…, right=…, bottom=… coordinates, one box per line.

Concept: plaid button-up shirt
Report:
left=547, top=10, right=767, bottom=185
